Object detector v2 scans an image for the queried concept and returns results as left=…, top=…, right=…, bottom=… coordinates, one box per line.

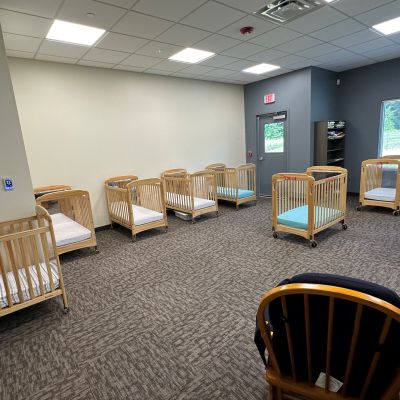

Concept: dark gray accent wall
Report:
left=310, top=67, right=339, bottom=162
left=337, top=58, right=400, bottom=192
left=244, top=68, right=312, bottom=174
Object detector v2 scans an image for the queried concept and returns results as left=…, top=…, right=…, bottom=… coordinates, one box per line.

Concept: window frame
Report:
left=378, top=98, right=400, bottom=158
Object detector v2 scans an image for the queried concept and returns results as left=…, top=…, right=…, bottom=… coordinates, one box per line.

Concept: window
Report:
left=379, top=99, right=400, bottom=157
left=264, top=122, right=284, bottom=153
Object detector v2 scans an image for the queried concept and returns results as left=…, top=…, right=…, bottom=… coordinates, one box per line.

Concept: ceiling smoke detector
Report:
left=240, top=26, right=254, bottom=35
left=256, top=0, right=325, bottom=24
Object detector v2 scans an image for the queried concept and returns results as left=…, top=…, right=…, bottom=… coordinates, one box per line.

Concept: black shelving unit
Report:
left=314, top=121, right=346, bottom=167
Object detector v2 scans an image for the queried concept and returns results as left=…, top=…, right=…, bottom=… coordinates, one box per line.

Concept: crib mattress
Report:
left=364, top=187, right=396, bottom=202
left=0, top=261, right=59, bottom=308
left=51, top=213, right=92, bottom=247
left=132, top=205, right=164, bottom=226
left=217, top=187, right=255, bottom=199
left=166, top=193, right=215, bottom=210
left=278, top=205, right=342, bottom=230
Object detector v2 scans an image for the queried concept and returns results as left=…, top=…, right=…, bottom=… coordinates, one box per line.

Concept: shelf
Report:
left=327, top=148, right=345, bottom=152
left=327, top=158, right=344, bottom=164
left=328, top=135, right=345, bottom=140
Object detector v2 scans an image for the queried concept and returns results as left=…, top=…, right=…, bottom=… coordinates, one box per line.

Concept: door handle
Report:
left=259, top=156, right=264, bottom=161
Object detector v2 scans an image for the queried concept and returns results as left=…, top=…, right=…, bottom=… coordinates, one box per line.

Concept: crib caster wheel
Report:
left=63, top=307, right=70, bottom=314
left=356, top=205, right=362, bottom=212
left=272, top=232, right=278, bottom=239
left=342, top=223, right=348, bottom=230
left=94, top=246, right=99, bottom=254
left=393, top=210, right=400, bottom=216
left=309, top=240, right=318, bottom=248
left=164, top=226, right=168, bottom=233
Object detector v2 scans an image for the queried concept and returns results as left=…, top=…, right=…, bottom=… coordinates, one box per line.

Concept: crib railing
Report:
left=160, top=169, right=187, bottom=179
left=192, top=171, right=217, bottom=202
left=163, top=174, right=193, bottom=212
left=127, top=178, right=166, bottom=214
left=237, top=164, right=256, bottom=192
left=105, top=175, right=138, bottom=189
left=34, top=185, right=71, bottom=197
left=360, top=159, right=400, bottom=193
left=0, top=206, right=68, bottom=317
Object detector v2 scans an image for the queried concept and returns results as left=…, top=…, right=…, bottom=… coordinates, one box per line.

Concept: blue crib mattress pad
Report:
left=277, top=205, right=342, bottom=230
left=217, top=186, right=255, bottom=199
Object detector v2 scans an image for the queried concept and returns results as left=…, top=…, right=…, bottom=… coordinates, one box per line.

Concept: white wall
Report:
left=8, top=58, right=246, bottom=227
left=0, top=30, right=35, bottom=222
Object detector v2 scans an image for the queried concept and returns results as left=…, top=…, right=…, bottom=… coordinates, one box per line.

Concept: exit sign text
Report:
left=264, top=93, right=276, bottom=104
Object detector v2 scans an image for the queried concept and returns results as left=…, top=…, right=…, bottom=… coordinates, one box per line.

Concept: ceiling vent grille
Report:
left=256, top=0, right=324, bottom=24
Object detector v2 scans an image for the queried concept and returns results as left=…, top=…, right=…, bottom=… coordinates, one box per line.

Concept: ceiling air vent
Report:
left=256, top=0, right=324, bottom=24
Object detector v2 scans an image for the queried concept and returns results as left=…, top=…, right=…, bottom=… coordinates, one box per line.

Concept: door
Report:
left=258, top=111, right=288, bottom=196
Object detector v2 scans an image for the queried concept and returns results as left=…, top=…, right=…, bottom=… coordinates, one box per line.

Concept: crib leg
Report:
left=191, top=216, right=196, bottom=224
left=94, top=246, right=99, bottom=254
left=215, top=211, right=219, bottom=217
left=132, top=234, right=136, bottom=242
left=110, top=222, right=114, bottom=229
left=62, top=292, right=69, bottom=313
left=356, top=204, right=362, bottom=211
left=235, top=204, right=239, bottom=211
left=164, top=226, right=168, bottom=233
left=341, top=220, right=348, bottom=230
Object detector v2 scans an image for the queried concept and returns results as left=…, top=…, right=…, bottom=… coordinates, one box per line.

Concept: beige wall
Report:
left=8, top=58, right=246, bottom=227
left=0, top=30, right=35, bottom=222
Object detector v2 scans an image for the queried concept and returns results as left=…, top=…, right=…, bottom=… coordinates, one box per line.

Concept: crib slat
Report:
left=39, top=231, right=55, bottom=292
left=19, top=237, right=35, bottom=300
left=0, top=252, right=13, bottom=308
left=304, top=294, right=313, bottom=385
left=30, top=235, right=45, bottom=296
left=5, top=241, right=25, bottom=304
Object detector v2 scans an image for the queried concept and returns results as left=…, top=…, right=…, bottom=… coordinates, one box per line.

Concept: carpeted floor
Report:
left=0, top=196, right=399, bottom=400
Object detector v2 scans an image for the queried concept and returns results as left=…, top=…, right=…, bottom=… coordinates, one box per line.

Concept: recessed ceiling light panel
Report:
left=243, top=63, right=280, bottom=75
left=46, top=20, right=106, bottom=46
left=373, top=16, right=400, bottom=35
left=169, top=48, right=215, bottom=64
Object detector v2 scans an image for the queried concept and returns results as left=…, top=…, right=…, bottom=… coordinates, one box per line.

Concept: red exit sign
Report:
left=264, top=93, right=276, bottom=104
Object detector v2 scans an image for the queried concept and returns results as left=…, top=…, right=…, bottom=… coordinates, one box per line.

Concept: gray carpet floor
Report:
left=0, top=196, right=399, bottom=400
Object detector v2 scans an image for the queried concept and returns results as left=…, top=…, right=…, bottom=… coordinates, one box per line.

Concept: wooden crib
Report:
left=358, top=159, right=400, bottom=215
left=162, top=170, right=218, bottom=222
left=272, top=166, right=348, bottom=247
left=0, top=206, right=68, bottom=317
left=205, top=163, right=257, bottom=209
left=33, top=185, right=71, bottom=198
left=105, top=176, right=167, bottom=241
left=36, top=190, right=97, bottom=255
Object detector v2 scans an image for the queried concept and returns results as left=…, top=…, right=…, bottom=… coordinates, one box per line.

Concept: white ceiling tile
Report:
left=331, top=29, right=382, bottom=48
left=224, top=71, right=255, bottom=82
left=349, top=37, right=394, bottom=54
left=309, top=18, right=365, bottom=42
left=273, top=54, right=308, bottom=67
left=155, top=24, right=210, bottom=47
left=170, top=72, right=198, bottom=79
left=143, top=68, right=172, bottom=76
left=192, top=34, right=241, bottom=53
left=217, top=15, right=276, bottom=40
left=6, top=49, right=34, bottom=59
left=390, top=32, right=400, bottom=44
left=354, top=1, right=400, bottom=26
left=223, top=59, right=257, bottom=71
left=112, top=11, right=174, bottom=39
left=180, top=1, right=245, bottom=32
left=221, top=42, right=265, bottom=58
left=120, top=53, right=162, bottom=68
left=247, top=48, right=288, bottom=62
left=97, top=0, right=137, bottom=9
left=363, top=44, right=400, bottom=59
left=113, top=64, right=145, bottom=72
left=3, top=33, right=41, bottom=52
left=296, top=43, right=340, bottom=58
left=0, top=0, right=63, bottom=18
left=149, top=59, right=187, bottom=72
left=96, top=33, right=148, bottom=53
left=0, top=9, right=52, bottom=37
left=332, top=0, right=395, bottom=17
left=78, top=59, right=115, bottom=68
left=287, top=59, right=320, bottom=69
left=201, top=54, right=240, bottom=67
left=179, top=64, right=215, bottom=74
left=133, top=0, right=207, bottom=22
left=136, top=41, right=184, bottom=58
left=278, top=36, right=322, bottom=53
left=38, top=40, right=89, bottom=58
left=313, top=49, right=356, bottom=63
left=35, top=54, right=77, bottom=63
left=214, top=0, right=266, bottom=13
left=83, top=47, right=128, bottom=63
left=285, top=6, right=347, bottom=34
left=57, top=0, right=127, bottom=30
left=202, top=68, right=236, bottom=77
left=249, top=27, right=301, bottom=47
